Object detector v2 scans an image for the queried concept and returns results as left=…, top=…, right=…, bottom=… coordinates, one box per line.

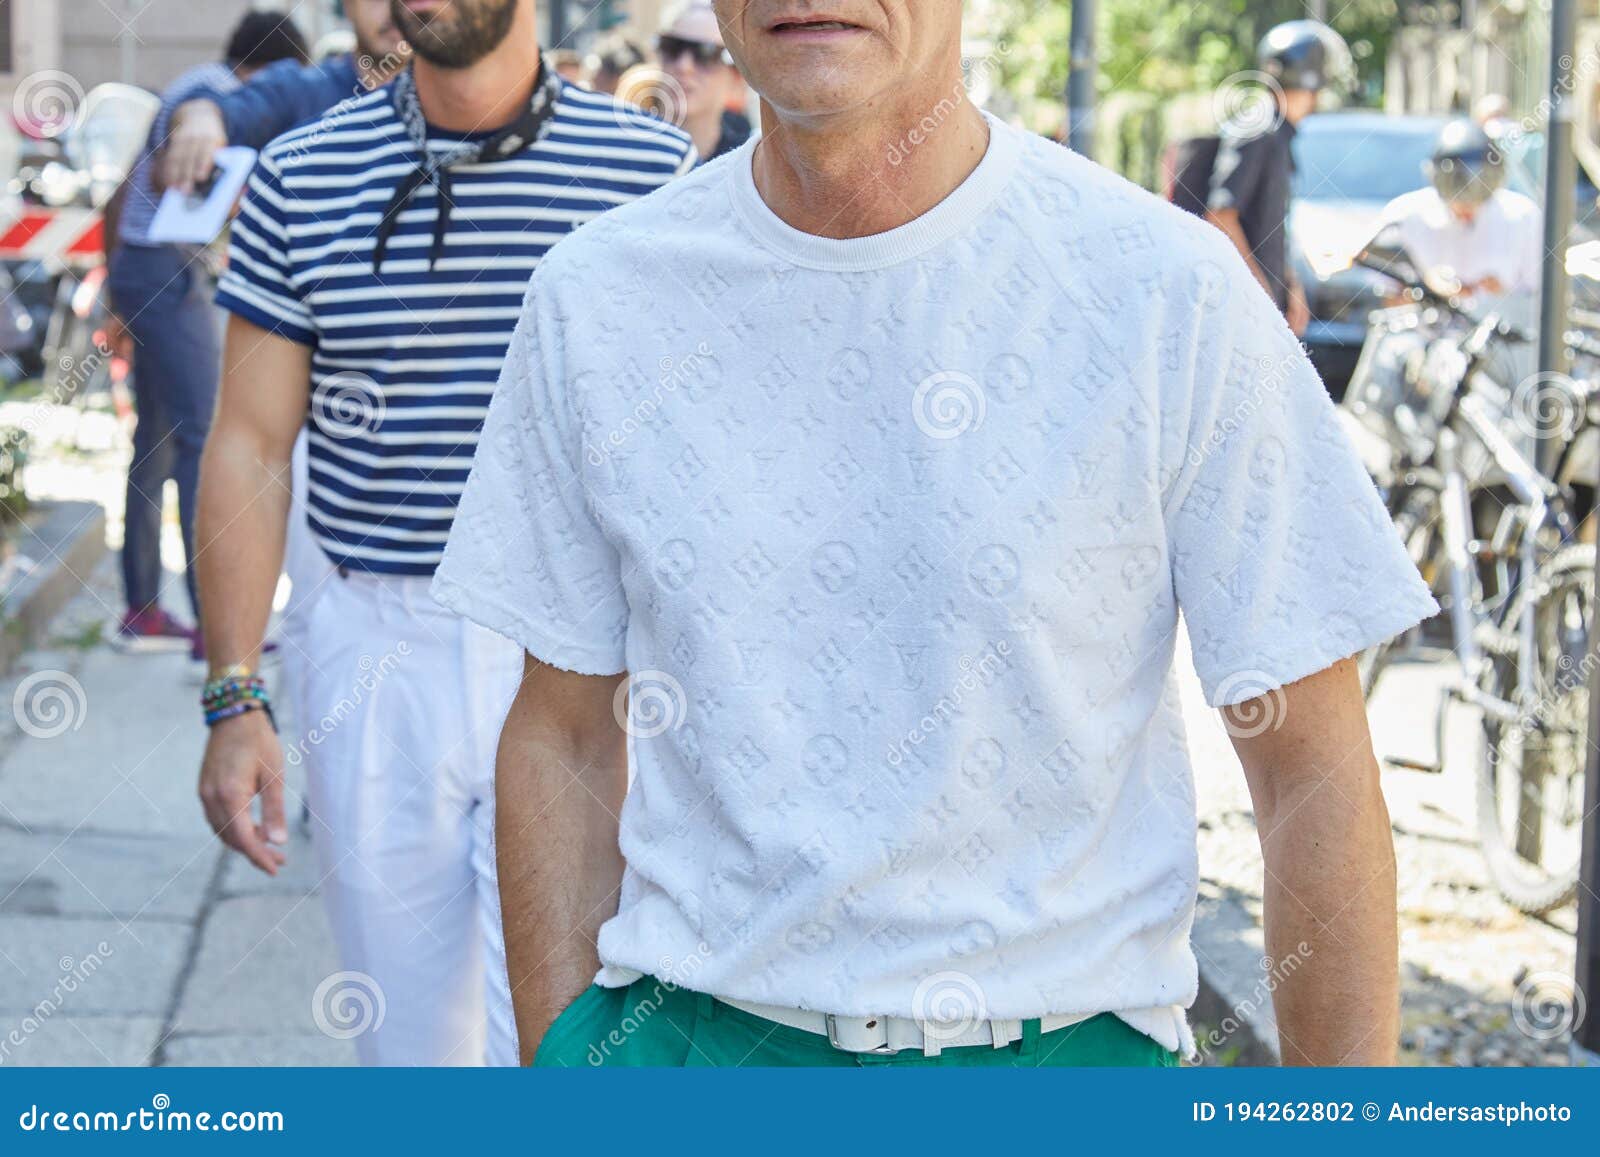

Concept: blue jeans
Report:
left=107, top=244, right=219, bottom=617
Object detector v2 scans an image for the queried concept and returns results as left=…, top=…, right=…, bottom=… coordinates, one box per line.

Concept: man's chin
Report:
left=392, top=0, right=517, bottom=69
left=761, top=83, right=874, bottom=124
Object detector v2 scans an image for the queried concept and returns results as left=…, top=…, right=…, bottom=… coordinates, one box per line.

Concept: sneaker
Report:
left=113, top=607, right=196, bottom=654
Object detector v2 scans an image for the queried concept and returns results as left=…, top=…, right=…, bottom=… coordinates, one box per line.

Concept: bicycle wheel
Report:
left=1475, top=542, right=1595, bottom=914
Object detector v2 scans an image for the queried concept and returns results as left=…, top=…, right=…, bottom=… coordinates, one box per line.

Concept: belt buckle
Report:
left=825, top=1013, right=898, bottom=1055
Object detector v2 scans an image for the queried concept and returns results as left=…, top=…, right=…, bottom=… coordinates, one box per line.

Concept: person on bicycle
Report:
left=1374, top=117, right=1543, bottom=300
left=1206, top=19, right=1352, bottom=336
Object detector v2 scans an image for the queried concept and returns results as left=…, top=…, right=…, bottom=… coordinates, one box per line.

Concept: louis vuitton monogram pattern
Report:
left=432, top=116, right=1438, bottom=1028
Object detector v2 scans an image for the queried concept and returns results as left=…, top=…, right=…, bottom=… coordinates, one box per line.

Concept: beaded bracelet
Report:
left=202, top=669, right=276, bottom=730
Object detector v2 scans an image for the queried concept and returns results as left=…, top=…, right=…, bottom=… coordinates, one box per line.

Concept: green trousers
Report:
left=534, top=979, right=1181, bottom=1068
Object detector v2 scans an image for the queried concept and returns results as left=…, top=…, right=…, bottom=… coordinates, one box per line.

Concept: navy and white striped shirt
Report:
left=216, top=78, right=695, bottom=575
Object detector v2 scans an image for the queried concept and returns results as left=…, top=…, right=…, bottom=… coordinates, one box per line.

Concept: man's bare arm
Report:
left=194, top=317, right=310, bottom=875
left=1225, top=656, right=1400, bottom=1066
left=497, top=655, right=628, bottom=1065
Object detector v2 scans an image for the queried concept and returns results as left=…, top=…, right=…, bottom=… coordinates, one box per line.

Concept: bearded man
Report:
left=193, top=0, right=694, bottom=1065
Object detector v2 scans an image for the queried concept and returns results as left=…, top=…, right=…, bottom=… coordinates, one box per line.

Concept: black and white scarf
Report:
left=372, top=57, right=562, bottom=273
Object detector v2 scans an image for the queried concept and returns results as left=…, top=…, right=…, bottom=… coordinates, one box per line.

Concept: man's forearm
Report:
left=1205, top=208, right=1271, bottom=294
left=195, top=423, right=291, bottom=671
left=496, top=669, right=627, bottom=1065
left=1258, top=770, right=1400, bottom=1065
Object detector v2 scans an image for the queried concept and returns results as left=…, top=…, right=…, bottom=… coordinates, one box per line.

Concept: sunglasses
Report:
left=657, top=34, right=732, bottom=68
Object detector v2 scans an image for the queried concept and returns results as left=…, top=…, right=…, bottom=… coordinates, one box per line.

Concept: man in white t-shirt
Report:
left=434, top=0, right=1438, bottom=1067
left=1377, top=118, right=1543, bottom=297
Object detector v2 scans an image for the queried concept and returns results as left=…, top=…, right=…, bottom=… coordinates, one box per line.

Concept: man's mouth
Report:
left=769, top=17, right=864, bottom=34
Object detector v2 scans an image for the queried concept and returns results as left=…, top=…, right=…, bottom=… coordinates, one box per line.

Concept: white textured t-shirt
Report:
left=433, top=114, right=1439, bottom=1055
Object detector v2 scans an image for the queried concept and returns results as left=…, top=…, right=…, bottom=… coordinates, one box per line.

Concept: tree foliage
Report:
left=987, top=0, right=1414, bottom=130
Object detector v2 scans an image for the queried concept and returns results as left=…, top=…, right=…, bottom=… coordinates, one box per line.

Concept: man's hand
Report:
left=160, top=99, right=228, bottom=195
left=104, top=312, right=133, bottom=363
left=1225, top=656, right=1400, bottom=1065
left=199, top=707, right=288, bottom=875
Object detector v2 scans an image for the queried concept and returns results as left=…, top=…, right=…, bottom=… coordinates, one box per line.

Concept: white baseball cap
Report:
left=660, top=0, right=724, bottom=48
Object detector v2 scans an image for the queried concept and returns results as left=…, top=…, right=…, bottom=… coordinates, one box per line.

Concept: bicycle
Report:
left=1342, top=242, right=1596, bottom=914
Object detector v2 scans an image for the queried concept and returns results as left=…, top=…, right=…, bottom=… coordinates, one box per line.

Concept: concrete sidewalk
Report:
left=0, top=559, right=352, bottom=1067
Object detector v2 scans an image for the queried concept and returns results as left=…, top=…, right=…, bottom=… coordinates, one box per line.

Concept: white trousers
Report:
left=294, top=568, right=522, bottom=1066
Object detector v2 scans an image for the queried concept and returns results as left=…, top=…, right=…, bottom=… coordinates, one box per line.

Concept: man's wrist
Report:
left=201, top=668, right=274, bottom=730
left=178, top=97, right=224, bottom=123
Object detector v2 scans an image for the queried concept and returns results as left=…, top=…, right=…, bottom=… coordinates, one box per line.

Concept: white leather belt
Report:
left=718, top=997, right=1090, bottom=1057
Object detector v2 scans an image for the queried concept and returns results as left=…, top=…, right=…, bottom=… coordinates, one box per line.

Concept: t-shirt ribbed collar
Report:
left=727, top=110, right=1021, bottom=272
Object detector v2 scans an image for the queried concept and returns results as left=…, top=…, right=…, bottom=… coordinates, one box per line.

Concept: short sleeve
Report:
left=1207, top=131, right=1264, bottom=215
left=215, top=152, right=316, bottom=345
left=430, top=281, right=630, bottom=676
left=1164, top=248, right=1440, bottom=706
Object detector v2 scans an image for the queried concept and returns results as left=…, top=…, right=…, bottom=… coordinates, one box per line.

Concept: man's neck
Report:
left=752, top=84, right=989, bottom=240
left=412, top=8, right=542, bottom=133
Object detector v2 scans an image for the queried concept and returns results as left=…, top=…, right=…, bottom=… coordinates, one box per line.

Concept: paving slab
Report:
left=0, top=1014, right=163, bottom=1067
left=0, top=829, right=216, bottom=921
left=0, top=916, right=190, bottom=1016
left=0, top=648, right=209, bottom=840
left=161, top=1033, right=356, bottom=1067
left=171, top=893, right=341, bottom=1037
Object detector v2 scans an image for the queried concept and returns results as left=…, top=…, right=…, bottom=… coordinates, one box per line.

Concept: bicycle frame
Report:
left=1382, top=308, right=1582, bottom=751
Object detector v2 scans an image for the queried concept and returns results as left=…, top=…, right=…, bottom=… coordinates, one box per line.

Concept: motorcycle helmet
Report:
left=1256, top=20, right=1354, bottom=93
